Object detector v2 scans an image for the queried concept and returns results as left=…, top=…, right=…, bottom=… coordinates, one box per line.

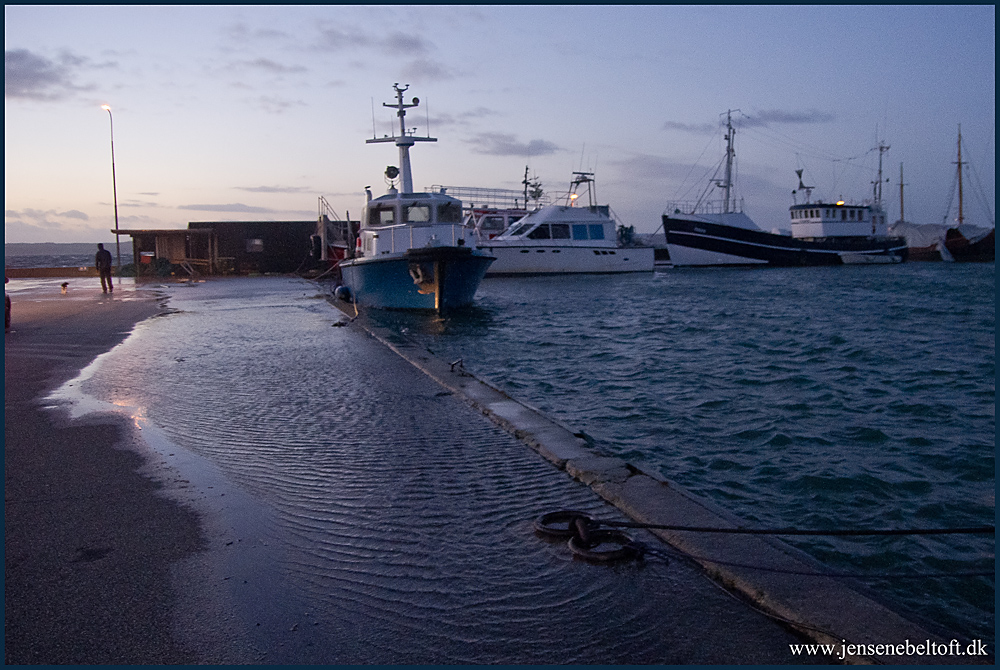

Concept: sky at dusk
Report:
left=5, top=4, right=995, bottom=244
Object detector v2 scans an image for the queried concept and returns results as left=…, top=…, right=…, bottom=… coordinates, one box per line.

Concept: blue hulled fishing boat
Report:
left=337, top=84, right=494, bottom=311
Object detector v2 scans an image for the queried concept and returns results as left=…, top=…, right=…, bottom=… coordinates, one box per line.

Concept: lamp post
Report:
left=100, top=104, right=121, bottom=271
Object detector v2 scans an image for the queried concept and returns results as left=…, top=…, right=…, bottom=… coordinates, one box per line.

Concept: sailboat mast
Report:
left=955, top=124, right=964, bottom=226
left=898, top=163, right=905, bottom=222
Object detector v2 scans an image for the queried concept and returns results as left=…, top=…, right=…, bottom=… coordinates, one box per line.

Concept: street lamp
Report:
left=100, top=104, right=121, bottom=271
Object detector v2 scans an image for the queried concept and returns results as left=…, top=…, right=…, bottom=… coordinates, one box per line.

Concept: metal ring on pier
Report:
left=533, top=510, right=595, bottom=538
left=568, top=530, right=641, bottom=563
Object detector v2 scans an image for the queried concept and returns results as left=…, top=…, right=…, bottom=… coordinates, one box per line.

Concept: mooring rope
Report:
left=534, top=511, right=995, bottom=578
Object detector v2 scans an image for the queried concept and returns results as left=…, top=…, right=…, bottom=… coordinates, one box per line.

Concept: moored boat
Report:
left=336, top=85, right=495, bottom=311
left=663, top=112, right=907, bottom=267
left=478, top=172, right=654, bottom=276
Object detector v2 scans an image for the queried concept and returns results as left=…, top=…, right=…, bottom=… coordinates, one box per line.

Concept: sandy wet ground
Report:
left=4, top=278, right=207, bottom=663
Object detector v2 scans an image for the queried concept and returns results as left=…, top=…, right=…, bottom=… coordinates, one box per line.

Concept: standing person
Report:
left=95, top=243, right=114, bottom=293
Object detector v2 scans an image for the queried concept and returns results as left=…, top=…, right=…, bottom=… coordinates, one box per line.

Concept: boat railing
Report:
left=374, top=223, right=467, bottom=253
left=664, top=198, right=745, bottom=216
left=428, top=185, right=551, bottom=210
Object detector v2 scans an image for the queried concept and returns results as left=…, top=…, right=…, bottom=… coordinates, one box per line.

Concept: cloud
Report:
left=466, top=132, right=562, bottom=157
left=315, top=25, right=372, bottom=52
left=4, top=49, right=92, bottom=100
left=739, top=109, right=835, bottom=127
left=400, top=58, right=455, bottom=82
left=6, top=207, right=90, bottom=223
left=234, top=185, right=310, bottom=194
left=178, top=203, right=276, bottom=213
left=233, top=58, right=308, bottom=74
left=4, top=207, right=110, bottom=242
left=247, top=95, right=307, bottom=114
left=664, top=109, right=836, bottom=134
left=662, top=120, right=717, bottom=134
left=226, top=22, right=290, bottom=43
left=383, top=32, right=432, bottom=56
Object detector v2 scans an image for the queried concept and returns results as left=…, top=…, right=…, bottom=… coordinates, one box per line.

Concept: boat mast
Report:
left=874, top=141, right=890, bottom=206
left=366, top=83, right=436, bottom=194
left=899, top=163, right=909, bottom=222
left=955, top=124, right=964, bottom=226
left=718, top=110, right=737, bottom=213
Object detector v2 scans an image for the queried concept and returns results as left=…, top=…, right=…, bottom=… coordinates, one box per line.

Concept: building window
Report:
left=246, top=238, right=264, bottom=253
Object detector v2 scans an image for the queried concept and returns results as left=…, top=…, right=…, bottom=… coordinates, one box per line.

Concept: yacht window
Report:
left=849, top=210, right=855, bottom=220
left=841, top=210, right=847, bottom=221
left=551, top=223, right=571, bottom=239
left=527, top=224, right=551, bottom=240
left=589, top=224, right=605, bottom=240
left=791, top=211, right=796, bottom=221
left=371, top=207, right=395, bottom=226
left=572, top=224, right=589, bottom=240
left=405, top=205, right=431, bottom=222
left=509, top=222, right=533, bottom=237
left=437, top=201, right=462, bottom=223
left=481, top=215, right=505, bottom=231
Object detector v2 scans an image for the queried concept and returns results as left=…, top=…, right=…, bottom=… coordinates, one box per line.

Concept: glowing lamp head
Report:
left=101, top=104, right=111, bottom=111
left=836, top=200, right=845, bottom=206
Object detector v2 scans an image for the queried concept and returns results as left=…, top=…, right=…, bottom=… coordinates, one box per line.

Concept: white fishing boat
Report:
left=336, top=84, right=495, bottom=311
left=478, top=172, right=654, bottom=276
left=663, top=111, right=908, bottom=267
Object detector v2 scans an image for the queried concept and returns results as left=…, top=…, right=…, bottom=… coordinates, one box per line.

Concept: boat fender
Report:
left=334, top=285, right=352, bottom=303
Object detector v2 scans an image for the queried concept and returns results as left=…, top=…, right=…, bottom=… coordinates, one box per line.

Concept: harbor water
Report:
left=43, top=260, right=994, bottom=657
left=365, top=262, right=995, bottom=647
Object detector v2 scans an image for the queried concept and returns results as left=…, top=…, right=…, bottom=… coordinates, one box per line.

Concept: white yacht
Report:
left=478, top=173, right=654, bottom=276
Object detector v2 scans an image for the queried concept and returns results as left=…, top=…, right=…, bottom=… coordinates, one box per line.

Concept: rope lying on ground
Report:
left=534, top=511, right=995, bottom=577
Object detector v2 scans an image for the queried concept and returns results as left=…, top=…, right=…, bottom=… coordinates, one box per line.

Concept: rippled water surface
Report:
left=62, top=263, right=994, bottom=658
left=66, top=277, right=816, bottom=664
left=373, top=263, right=995, bottom=646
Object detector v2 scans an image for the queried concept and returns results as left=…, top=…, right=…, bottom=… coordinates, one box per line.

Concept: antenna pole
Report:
left=366, top=83, right=436, bottom=194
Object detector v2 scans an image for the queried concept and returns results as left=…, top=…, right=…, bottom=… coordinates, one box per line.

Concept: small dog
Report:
left=61, top=282, right=69, bottom=294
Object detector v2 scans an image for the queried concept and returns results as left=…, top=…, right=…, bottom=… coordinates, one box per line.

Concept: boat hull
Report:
left=945, top=228, right=995, bottom=262
left=479, top=244, right=654, bottom=276
left=663, top=215, right=908, bottom=267
left=339, top=246, right=494, bottom=311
